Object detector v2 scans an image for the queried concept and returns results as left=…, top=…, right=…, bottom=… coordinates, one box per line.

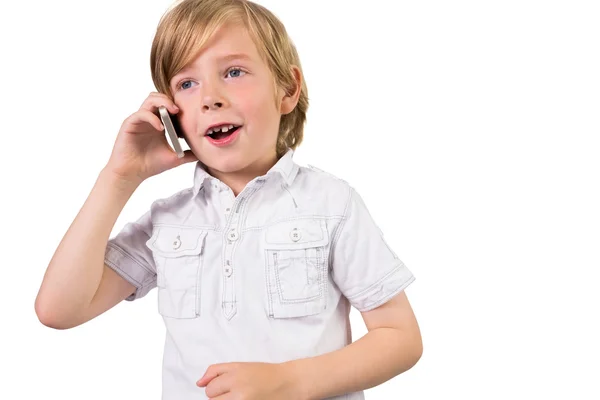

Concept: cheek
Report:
left=177, top=114, right=193, bottom=136
left=235, top=84, right=277, bottom=116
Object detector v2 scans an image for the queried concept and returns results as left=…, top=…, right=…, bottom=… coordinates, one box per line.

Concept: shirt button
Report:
left=224, top=266, right=233, bottom=277
left=290, top=228, right=302, bottom=242
left=172, top=235, right=182, bottom=249
left=225, top=207, right=231, bottom=214
left=228, top=229, right=239, bottom=241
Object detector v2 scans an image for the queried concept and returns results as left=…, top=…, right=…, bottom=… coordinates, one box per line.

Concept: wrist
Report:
left=99, top=167, right=142, bottom=193
left=281, top=359, right=313, bottom=400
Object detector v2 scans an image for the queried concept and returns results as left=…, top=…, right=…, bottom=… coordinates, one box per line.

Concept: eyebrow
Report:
left=218, top=53, right=252, bottom=62
left=172, top=53, right=252, bottom=80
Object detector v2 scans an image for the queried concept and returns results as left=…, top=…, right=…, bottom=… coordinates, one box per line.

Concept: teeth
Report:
left=207, top=124, right=236, bottom=135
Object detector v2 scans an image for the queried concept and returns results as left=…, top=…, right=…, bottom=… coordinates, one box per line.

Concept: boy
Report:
left=35, top=0, right=422, bottom=399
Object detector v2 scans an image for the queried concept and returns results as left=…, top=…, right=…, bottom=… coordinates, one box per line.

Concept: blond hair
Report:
left=150, top=0, right=308, bottom=157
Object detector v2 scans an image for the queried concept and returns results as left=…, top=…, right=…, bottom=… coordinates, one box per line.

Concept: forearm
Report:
left=35, top=168, right=140, bottom=327
left=286, top=327, right=422, bottom=400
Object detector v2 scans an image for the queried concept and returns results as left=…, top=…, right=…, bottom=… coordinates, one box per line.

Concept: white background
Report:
left=1, top=0, right=598, bottom=398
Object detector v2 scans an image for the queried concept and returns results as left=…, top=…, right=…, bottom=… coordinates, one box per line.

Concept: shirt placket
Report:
left=220, top=179, right=265, bottom=320
left=221, top=188, right=233, bottom=217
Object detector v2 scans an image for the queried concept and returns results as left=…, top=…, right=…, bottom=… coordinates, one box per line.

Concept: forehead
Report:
left=174, top=23, right=261, bottom=76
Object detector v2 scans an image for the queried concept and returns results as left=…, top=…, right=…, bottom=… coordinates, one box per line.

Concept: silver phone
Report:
left=158, top=106, right=184, bottom=158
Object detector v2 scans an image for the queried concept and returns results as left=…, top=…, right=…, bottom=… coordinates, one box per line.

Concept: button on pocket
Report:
left=146, top=226, right=207, bottom=319
left=172, top=235, right=182, bottom=250
left=264, top=219, right=329, bottom=319
left=290, top=228, right=302, bottom=242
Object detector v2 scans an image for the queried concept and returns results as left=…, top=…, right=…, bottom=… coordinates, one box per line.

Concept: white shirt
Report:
left=104, top=149, right=416, bottom=399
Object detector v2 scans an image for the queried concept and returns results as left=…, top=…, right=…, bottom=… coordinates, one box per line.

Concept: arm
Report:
left=34, top=168, right=140, bottom=329
left=197, top=293, right=421, bottom=400
left=197, top=186, right=420, bottom=399
left=286, top=291, right=422, bottom=399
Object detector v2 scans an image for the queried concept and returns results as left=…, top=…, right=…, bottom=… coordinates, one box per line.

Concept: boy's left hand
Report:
left=196, top=362, right=302, bottom=400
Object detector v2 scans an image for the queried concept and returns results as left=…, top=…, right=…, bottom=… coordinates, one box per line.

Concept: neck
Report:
left=207, top=152, right=279, bottom=196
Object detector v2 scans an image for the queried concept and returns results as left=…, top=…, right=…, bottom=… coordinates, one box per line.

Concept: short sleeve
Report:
left=104, top=210, right=157, bottom=301
left=330, top=187, right=415, bottom=312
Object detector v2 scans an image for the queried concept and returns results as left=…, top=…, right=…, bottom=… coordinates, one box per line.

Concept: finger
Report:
left=197, top=363, right=235, bottom=387
left=140, top=92, right=179, bottom=115
left=203, top=374, right=232, bottom=399
left=125, top=109, right=164, bottom=132
left=148, top=92, right=179, bottom=109
left=196, top=369, right=219, bottom=388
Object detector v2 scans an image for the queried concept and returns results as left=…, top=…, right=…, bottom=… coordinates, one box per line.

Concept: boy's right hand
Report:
left=104, top=92, right=198, bottom=185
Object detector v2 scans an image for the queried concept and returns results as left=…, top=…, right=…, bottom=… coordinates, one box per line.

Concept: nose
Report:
left=202, top=97, right=223, bottom=110
left=201, top=81, right=226, bottom=111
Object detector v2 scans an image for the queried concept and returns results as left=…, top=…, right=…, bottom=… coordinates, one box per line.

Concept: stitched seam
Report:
left=224, top=271, right=237, bottom=320
left=149, top=230, right=207, bottom=256
left=305, top=249, right=309, bottom=284
left=273, top=250, right=324, bottom=304
left=104, top=255, right=143, bottom=288
left=195, top=248, right=204, bottom=317
left=242, top=215, right=343, bottom=232
left=180, top=196, right=196, bottom=225
left=329, top=186, right=353, bottom=272
left=282, top=183, right=298, bottom=208
left=221, top=184, right=252, bottom=318
left=153, top=223, right=217, bottom=231
left=266, top=237, right=324, bottom=247
left=345, top=262, right=404, bottom=300
left=240, top=185, right=260, bottom=230
left=221, top=231, right=227, bottom=316
left=263, top=219, right=328, bottom=247
left=265, top=249, right=274, bottom=317
left=224, top=231, right=241, bottom=315
left=106, top=243, right=154, bottom=276
left=220, top=184, right=254, bottom=318
left=359, top=275, right=416, bottom=311
left=319, top=247, right=328, bottom=302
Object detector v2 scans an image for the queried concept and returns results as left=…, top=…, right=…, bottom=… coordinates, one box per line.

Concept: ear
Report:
left=279, top=65, right=302, bottom=115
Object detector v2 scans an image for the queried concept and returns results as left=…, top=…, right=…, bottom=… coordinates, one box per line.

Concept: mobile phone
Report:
left=158, top=106, right=184, bottom=158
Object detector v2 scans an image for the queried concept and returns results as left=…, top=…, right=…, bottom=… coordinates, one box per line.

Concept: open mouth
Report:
left=206, top=125, right=241, bottom=140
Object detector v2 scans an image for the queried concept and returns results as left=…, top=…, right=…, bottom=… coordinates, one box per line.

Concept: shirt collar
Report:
left=192, top=148, right=299, bottom=197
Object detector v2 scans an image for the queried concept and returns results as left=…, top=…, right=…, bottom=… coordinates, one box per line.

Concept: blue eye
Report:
left=180, top=80, right=195, bottom=90
left=226, top=67, right=246, bottom=79
left=177, top=67, right=245, bottom=91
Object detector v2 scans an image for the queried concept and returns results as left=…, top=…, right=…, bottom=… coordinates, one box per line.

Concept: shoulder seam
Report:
left=305, top=164, right=349, bottom=185
left=328, top=185, right=354, bottom=269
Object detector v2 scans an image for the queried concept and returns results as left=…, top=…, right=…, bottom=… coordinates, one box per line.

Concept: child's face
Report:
left=170, top=22, right=290, bottom=178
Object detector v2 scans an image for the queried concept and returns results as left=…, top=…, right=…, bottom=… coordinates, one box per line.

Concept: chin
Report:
left=203, top=154, right=251, bottom=174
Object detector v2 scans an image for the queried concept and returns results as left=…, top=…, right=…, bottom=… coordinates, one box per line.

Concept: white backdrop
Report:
left=1, top=0, right=598, bottom=399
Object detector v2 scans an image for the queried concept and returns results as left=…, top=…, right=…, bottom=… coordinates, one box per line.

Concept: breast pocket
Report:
left=146, top=226, right=207, bottom=319
left=263, top=219, right=329, bottom=318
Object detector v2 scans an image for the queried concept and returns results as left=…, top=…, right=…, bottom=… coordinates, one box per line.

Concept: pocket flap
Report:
left=264, top=219, right=329, bottom=250
left=146, top=226, right=207, bottom=257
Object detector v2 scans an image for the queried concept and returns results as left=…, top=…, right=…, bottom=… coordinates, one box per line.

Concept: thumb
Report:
left=196, top=363, right=230, bottom=387
left=196, top=370, right=218, bottom=387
